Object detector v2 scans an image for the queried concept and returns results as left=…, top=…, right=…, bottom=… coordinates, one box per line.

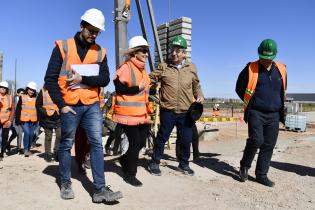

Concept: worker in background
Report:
left=0, top=81, right=15, bottom=161
left=15, top=82, right=38, bottom=157
left=212, top=104, right=220, bottom=117
left=112, top=36, right=151, bottom=187
left=44, top=8, right=122, bottom=202
left=104, top=91, right=122, bottom=156
left=8, top=88, right=24, bottom=154
left=148, top=35, right=204, bottom=176
left=36, top=84, right=61, bottom=162
left=235, top=39, right=287, bottom=187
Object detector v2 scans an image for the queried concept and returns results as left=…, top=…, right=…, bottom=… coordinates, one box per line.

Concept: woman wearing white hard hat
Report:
left=15, top=81, right=38, bottom=157
left=0, top=81, right=15, bottom=161
left=112, top=36, right=152, bottom=187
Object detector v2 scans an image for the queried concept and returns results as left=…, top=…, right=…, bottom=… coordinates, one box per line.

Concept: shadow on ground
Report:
left=271, top=161, right=315, bottom=177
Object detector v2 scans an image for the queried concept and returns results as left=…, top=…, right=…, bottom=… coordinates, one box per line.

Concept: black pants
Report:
left=240, top=109, right=280, bottom=178
left=119, top=124, right=149, bottom=177
left=176, top=123, right=199, bottom=159
left=0, top=126, right=10, bottom=156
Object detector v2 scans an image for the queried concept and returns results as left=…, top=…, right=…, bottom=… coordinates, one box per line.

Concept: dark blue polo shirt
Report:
left=250, top=63, right=283, bottom=112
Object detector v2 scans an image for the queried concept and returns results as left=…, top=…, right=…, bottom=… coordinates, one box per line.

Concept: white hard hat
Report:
left=27, top=81, right=37, bottom=90
left=128, top=36, right=149, bottom=49
left=81, top=8, right=105, bottom=31
left=0, top=81, right=9, bottom=88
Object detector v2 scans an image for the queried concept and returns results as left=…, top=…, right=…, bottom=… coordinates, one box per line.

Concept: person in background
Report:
left=8, top=88, right=24, bottom=154
left=112, top=36, right=151, bottom=187
left=236, top=39, right=287, bottom=187
left=0, top=81, right=15, bottom=161
left=148, top=35, right=204, bottom=176
left=36, top=85, right=61, bottom=162
left=44, top=8, right=122, bottom=202
left=15, top=82, right=38, bottom=157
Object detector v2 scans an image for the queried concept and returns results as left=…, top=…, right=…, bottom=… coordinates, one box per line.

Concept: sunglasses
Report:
left=138, top=48, right=149, bottom=54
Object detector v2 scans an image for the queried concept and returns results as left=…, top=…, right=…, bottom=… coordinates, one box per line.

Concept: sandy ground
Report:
left=0, top=121, right=314, bottom=210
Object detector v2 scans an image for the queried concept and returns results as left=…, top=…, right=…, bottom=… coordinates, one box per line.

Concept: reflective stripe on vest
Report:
left=42, top=89, right=59, bottom=116
left=56, top=38, right=106, bottom=105
left=114, top=62, right=150, bottom=116
left=243, top=60, right=286, bottom=109
left=21, top=95, right=37, bottom=122
left=0, top=95, right=13, bottom=123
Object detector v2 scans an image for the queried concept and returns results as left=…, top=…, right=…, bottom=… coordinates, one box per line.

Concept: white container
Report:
left=285, top=114, right=306, bottom=132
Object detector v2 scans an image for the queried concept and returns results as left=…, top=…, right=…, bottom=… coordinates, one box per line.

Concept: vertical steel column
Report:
left=114, top=0, right=129, bottom=68
left=135, top=0, right=154, bottom=72
left=146, top=0, right=163, bottom=63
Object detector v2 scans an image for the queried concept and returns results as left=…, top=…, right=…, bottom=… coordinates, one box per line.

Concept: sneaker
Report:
left=239, top=167, right=249, bottom=182
left=178, top=165, right=195, bottom=176
left=123, top=176, right=143, bottom=187
left=60, top=182, right=75, bottom=199
left=148, top=162, right=161, bottom=176
left=256, top=176, right=275, bottom=187
left=24, top=151, right=29, bottom=157
left=92, top=186, right=123, bottom=203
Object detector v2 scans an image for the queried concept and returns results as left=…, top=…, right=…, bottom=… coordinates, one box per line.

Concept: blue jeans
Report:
left=21, top=122, right=37, bottom=152
left=59, top=103, right=105, bottom=191
left=152, top=109, right=193, bottom=167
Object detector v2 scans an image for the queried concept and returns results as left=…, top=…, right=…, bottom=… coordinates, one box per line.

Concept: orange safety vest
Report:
left=42, top=89, right=59, bottom=116
left=56, top=38, right=106, bottom=105
left=20, top=95, right=37, bottom=122
left=114, top=62, right=150, bottom=116
left=0, top=95, right=13, bottom=123
left=243, top=60, right=286, bottom=109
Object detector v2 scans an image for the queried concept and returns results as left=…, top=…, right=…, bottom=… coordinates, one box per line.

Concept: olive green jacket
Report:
left=150, top=61, right=204, bottom=113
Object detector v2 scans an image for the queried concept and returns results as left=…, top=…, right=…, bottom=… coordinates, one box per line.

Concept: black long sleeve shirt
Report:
left=44, top=32, right=110, bottom=109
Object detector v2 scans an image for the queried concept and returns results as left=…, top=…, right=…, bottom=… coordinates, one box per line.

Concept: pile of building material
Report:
left=155, top=17, right=192, bottom=65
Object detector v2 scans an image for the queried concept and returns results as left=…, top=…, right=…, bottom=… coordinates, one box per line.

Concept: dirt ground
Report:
left=0, top=120, right=314, bottom=210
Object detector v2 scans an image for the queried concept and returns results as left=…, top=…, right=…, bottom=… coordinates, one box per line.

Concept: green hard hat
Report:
left=170, top=35, right=187, bottom=49
left=258, top=39, right=277, bottom=60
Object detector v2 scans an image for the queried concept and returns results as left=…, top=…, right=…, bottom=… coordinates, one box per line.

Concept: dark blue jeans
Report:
left=21, top=122, right=37, bottom=152
left=152, top=109, right=193, bottom=167
left=240, top=109, right=280, bottom=178
left=59, top=103, right=105, bottom=191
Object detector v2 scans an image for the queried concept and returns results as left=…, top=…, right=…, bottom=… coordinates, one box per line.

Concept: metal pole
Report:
left=114, top=0, right=129, bottom=68
left=14, top=58, right=17, bottom=93
left=135, top=0, right=154, bottom=72
left=146, top=0, right=164, bottom=63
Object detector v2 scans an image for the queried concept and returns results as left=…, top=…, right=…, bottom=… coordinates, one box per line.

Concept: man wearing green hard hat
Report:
left=148, top=35, right=204, bottom=176
left=235, top=39, right=287, bottom=187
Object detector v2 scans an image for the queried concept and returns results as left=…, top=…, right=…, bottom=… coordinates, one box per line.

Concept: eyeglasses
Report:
left=171, top=48, right=185, bottom=54
left=84, top=27, right=101, bottom=36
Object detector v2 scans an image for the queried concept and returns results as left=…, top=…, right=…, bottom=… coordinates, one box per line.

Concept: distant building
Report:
left=286, top=93, right=315, bottom=103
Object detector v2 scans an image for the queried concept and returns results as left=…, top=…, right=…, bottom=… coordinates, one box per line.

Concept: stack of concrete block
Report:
left=155, top=17, right=192, bottom=65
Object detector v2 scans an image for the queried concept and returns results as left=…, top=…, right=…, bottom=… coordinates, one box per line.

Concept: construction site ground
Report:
left=0, top=114, right=314, bottom=210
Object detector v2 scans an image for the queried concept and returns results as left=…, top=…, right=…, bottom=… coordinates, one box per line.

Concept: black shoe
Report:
left=53, top=152, right=59, bottom=162
left=44, top=153, right=53, bottom=162
left=60, top=182, right=75, bottom=199
left=193, top=154, right=200, bottom=162
left=178, top=165, right=195, bottom=176
left=239, top=167, right=249, bottom=182
left=92, top=186, right=123, bottom=203
left=256, top=176, right=275, bottom=187
left=123, top=176, right=143, bottom=187
left=148, top=162, right=161, bottom=176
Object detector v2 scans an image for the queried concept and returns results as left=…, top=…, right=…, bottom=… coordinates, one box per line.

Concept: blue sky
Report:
left=0, top=0, right=314, bottom=98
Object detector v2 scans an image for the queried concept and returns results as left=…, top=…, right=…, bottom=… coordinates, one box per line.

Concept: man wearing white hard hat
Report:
left=44, top=8, right=122, bottom=202
left=0, top=81, right=15, bottom=161
left=15, top=82, right=38, bottom=157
